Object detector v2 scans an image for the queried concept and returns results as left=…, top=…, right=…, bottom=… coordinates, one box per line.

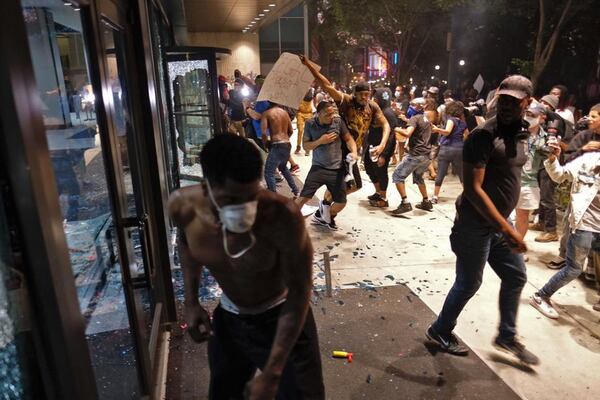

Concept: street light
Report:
left=459, top=59, right=466, bottom=66
left=435, top=65, right=440, bottom=70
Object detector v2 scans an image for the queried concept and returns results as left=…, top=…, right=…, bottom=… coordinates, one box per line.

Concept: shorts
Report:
left=300, top=165, right=347, bottom=203
left=517, top=186, right=540, bottom=210
left=392, top=154, right=431, bottom=185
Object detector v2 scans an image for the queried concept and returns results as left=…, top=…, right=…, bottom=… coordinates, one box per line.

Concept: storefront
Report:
left=0, top=0, right=192, bottom=398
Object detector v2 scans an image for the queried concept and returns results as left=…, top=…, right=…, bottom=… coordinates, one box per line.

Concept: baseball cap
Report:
left=428, top=86, right=439, bottom=94
left=496, top=75, right=533, bottom=99
left=540, top=94, right=559, bottom=111
left=354, top=82, right=370, bottom=93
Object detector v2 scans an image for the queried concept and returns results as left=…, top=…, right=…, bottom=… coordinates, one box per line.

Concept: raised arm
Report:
left=299, top=55, right=343, bottom=103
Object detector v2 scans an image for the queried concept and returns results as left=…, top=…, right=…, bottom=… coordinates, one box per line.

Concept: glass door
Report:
left=165, top=48, right=227, bottom=184
left=18, top=1, right=155, bottom=398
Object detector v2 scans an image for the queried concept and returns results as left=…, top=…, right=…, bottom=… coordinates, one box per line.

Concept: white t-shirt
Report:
left=557, top=108, right=575, bottom=125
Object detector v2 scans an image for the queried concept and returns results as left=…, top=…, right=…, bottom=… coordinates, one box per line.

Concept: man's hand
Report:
left=503, top=228, right=528, bottom=254
left=582, top=140, right=600, bottom=153
left=377, top=156, right=386, bottom=167
left=374, top=144, right=386, bottom=156
left=245, top=371, right=280, bottom=400
left=350, top=152, right=359, bottom=162
left=319, top=132, right=338, bottom=145
left=547, top=136, right=562, bottom=162
left=298, top=54, right=308, bottom=66
left=184, top=302, right=213, bottom=343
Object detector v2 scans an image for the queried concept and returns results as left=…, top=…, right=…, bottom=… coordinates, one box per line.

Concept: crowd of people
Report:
left=173, top=58, right=600, bottom=398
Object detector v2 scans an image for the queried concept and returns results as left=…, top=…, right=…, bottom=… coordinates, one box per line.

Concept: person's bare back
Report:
left=262, top=105, right=293, bottom=144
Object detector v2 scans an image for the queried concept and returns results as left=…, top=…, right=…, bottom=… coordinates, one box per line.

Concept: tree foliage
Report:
left=308, top=0, right=465, bottom=82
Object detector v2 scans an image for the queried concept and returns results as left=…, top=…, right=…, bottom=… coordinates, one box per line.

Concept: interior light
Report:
left=269, top=4, right=276, bottom=7
left=264, top=9, right=270, bottom=12
left=63, top=2, right=72, bottom=5
left=254, top=17, right=260, bottom=20
left=259, top=14, right=264, bottom=16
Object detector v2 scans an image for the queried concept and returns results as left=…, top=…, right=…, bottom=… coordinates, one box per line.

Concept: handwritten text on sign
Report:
left=257, top=52, right=321, bottom=109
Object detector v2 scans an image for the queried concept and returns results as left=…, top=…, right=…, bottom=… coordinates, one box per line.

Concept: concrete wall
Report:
left=187, top=32, right=260, bottom=80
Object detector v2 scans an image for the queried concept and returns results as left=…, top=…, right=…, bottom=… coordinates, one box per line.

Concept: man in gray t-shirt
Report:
left=295, top=101, right=357, bottom=230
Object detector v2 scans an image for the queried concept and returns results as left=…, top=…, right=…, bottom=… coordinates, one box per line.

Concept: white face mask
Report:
left=524, top=115, right=540, bottom=129
left=206, top=180, right=258, bottom=258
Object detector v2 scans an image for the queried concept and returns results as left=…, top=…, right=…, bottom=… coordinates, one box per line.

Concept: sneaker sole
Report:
left=425, top=330, right=469, bottom=356
left=529, top=298, right=559, bottom=319
left=492, top=341, right=539, bottom=366
left=415, top=207, right=433, bottom=212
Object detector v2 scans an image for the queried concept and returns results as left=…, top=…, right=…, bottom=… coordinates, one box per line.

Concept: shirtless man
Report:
left=168, top=134, right=324, bottom=399
left=261, top=103, right=299, bottom=196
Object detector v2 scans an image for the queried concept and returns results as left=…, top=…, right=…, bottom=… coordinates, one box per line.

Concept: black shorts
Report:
left=208, top=304, right=325, bottom=399
left=300, top=165, right=347, bottom=203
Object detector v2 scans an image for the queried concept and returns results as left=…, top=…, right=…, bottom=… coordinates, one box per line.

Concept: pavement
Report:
left=289, top=142, right=600, bottom=400
left=165, top=130, right=600, bottom=399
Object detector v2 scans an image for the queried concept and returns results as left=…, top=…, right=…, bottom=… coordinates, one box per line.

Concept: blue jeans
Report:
left=435, top=146, right=463, bottom=187
left=391, top=154, right=431, bottom=185
left=539, top=229, right=600, bottom=298
left=264, top=142, right=298, bottom=195
left=432, top=222, right=527, bottom=340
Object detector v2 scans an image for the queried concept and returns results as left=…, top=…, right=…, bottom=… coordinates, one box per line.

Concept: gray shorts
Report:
left=392, top=154, right=431, bottom=185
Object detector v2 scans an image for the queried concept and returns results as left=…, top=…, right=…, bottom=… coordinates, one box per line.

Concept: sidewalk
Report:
left=291, top=146, right=600, bottom=400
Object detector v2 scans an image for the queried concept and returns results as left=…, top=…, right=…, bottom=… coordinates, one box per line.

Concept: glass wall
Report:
left=0, top=178, right=40, bottom=399
left=20, top=1, right=141, bottom=398
left=259, top=4, right=306, bottom=74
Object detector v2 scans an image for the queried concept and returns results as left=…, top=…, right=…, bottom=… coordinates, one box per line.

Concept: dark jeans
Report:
left=432, top=221, right=527, bottom=340
left=435, top=146, right=463, bottom=187
left=208, top=304, right=325, bottom=400
left=364, top=148, right=390, bottom=191
left=540, top=229, right=600, bottom=298
left=537, top=168, right=557, bottom=232
left=265, top=143, right=298, bottom=195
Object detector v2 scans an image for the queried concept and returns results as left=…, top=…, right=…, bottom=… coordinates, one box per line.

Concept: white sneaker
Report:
left=319, top=200, right=331, bottom=224
left=530, top=293, right=559, bottom=319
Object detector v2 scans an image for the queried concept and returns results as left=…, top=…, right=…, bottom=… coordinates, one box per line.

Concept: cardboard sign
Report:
left=257, top=52, right=321, bottom=109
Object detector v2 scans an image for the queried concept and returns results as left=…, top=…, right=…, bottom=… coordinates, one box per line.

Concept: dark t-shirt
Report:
left=407, top=114, right=432, bottom=157
left=455, top=117, right=528, bottom=228
left=336, top=94, right=384, bottom=148
left=228, top=89, right=246, bottom=121
left=303, top=117, right=349, bottom=169
left=439, top=116, right=467, bottom=148
left=367, top=107, right=397, bottom=159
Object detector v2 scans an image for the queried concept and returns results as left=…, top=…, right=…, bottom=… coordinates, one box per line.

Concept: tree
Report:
left=492, top=0, right=596, bottom=89
left=308, top=0, right=464, bottom=83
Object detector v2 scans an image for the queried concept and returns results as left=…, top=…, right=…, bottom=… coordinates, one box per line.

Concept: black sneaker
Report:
left=368, top=193, right=381, bottom=201
left=391, top=202, right=412, bottom=216
left=426, top=325, right=469, bottom=356
left=493, top=336, right=539, bottom=365
left=327, top=216, right=339, bottom=231
left=415, top=199, right=433, bottom=212
left=311, top=210, right=328, bottom=227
